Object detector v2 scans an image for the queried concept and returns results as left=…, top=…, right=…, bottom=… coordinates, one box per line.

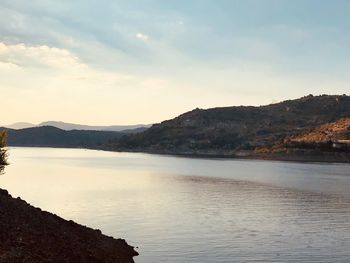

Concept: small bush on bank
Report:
left=0, top=131, right=8, bottom=165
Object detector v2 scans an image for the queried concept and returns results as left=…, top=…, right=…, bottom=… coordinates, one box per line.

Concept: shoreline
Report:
left=99, top=146, right=350, bottom=164
left=0, top=188, right=138, bottom=263
left=8, top=144, right=350, bottom=164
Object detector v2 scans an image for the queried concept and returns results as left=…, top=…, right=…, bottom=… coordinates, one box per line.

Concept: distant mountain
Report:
left=107, top=95, right=350, bottom=155
left=5, top=122, right=35, bottom=129
left=2, top=126, right=122, bottom=148
left=4, top=121, right=150, bottom=133
left=38, top=121, right=151, bottom=132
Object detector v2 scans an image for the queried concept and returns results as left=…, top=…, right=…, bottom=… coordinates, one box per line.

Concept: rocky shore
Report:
left=247, top=150, right=350, bottom=163
left=0, top=188, right=138, bottom=263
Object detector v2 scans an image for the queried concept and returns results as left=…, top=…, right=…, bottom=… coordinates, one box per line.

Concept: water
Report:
left=1, top=147, right=350, bottom=262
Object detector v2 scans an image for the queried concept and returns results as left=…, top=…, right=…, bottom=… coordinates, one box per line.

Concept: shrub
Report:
left=0, top=131, right=8, bottom=165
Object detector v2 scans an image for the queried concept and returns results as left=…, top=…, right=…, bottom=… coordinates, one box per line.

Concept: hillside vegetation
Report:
left=288, top=118, right=350, bottom=143
left=280, top=118, right=350, bottom=152
left=108, top=95, right=350, bottom=155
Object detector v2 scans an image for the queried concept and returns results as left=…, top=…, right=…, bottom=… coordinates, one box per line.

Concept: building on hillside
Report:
left=332, top=140, right=350, bottom=150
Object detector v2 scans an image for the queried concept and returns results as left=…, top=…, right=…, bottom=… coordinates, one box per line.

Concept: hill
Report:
left=5, top=122, right=35, bottom=129
left=38, top=121, right=150, bottom=132
left=4, top=121, right=150, bottom=133
left=107, top=95, right=350, bottom=156
left=2, top=126, right=122, bottom=148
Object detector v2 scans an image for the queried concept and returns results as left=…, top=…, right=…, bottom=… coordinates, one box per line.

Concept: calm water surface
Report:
left=2, top=147, right=350, bottom=262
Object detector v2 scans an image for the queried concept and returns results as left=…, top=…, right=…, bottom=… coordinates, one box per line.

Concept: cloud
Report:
left=136, top=33, right=149, bottom=41
left=177, top=20, right=184, bottom=26
left=1, top=1, right=350, bottom=125
left=0, top=41, right=139, bottom=93
left=0, top=61, right=20, bottom=71
left=0, top=42, right=85, bottom=70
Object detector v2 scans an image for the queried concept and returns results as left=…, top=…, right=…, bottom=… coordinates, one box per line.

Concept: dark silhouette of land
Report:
left=106, top=94, right=350, bottom=161
left=2, top=94, right=350, bottom=162
left=2, top=126, right=121, bottom=148
left=5, top=121, right=150, bottom=132
left=0, top=188, right=138, bottom=263
left=0, top=132, right=138, bottom=262
left=2, top=126, right=147, bottom=149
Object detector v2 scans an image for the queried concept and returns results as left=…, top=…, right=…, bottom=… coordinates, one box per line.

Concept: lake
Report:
left=1, top=147, right=350, bottom=263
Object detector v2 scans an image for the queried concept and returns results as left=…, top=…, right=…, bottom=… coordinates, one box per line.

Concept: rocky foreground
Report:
left=0, top=188, right=138, bottom=263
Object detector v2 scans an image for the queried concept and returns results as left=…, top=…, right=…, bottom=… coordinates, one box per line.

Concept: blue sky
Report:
left=0, top=0, right=349, bottom=125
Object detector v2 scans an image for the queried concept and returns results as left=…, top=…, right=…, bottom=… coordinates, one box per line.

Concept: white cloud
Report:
left=0, top=42, right=85, bottom=70
left=0, top=61, right=20, bottom=71
left=0, top=41, right=181, bottom=97
left=136, top=33, right=149, bottom=41
left=177, top=20, right=184, bottom=26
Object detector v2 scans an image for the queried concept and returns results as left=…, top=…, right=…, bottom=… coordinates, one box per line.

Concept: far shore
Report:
left=107, top=149, right=350, bottom=164
left=8, top=144, right=350, bottom=164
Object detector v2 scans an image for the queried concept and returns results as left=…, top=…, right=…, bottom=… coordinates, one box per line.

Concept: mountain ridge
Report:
left=3, top=95, right=350, bottom=162
left=4, top=121, right=150, bottom=132
left=2, top=126, right=122, bottom=148
left=106, top=94, right=350, bottom=156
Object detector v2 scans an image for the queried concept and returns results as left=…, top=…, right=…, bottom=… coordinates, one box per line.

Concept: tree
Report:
left=0, top=131, right=8, bottom=165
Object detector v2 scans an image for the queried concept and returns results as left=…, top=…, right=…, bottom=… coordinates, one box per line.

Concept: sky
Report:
left=1, top=0, right=350, bottom=125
